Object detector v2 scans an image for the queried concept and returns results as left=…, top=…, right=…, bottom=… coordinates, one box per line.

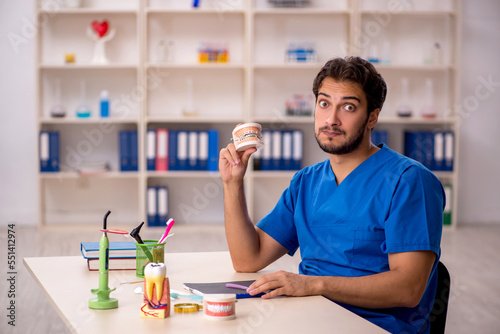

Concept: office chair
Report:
left=429, top=261, right=451, bottom=334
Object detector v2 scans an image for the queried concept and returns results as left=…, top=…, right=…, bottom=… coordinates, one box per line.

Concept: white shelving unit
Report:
left=36, top=0, right=460, bottom=229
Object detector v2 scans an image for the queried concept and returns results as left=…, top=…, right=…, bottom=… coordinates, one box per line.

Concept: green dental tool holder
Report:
left=89, top=210, right=119, bottom=309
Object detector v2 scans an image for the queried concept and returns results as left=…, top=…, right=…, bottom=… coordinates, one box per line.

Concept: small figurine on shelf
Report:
left=87, top=20, right=115, bottom=65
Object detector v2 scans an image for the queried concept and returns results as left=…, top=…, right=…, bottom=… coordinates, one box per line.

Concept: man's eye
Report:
left=345, top=104, right=355, bottom=111
left=319, top=100, right=328, bottom=108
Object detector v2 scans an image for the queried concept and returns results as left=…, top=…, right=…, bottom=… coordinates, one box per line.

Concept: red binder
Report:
left=155, top=129, right=168, bottom=171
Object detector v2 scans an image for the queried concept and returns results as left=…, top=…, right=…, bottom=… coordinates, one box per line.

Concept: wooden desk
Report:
left=24, top=252, right=388, bottom=333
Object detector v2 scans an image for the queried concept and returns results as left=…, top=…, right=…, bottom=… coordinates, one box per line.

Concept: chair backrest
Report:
left=429, top=261, right=451, bottom=334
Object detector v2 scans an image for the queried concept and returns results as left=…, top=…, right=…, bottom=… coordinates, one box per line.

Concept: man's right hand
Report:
left=219, top=143, right=256, bottom=183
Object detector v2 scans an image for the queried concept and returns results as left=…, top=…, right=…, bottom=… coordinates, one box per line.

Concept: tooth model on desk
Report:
left=140, top=262, right=170, bottom=319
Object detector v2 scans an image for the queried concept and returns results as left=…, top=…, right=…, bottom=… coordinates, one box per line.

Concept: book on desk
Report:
left=81, top=241, right=137, bottom=271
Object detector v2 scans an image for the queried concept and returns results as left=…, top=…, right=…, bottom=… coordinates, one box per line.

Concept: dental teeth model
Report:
left=232, top=123, right=264, bottom=152
left=203, top=294, right=236, bottom=320
left=140, top=262, right=170, bottom=319
left=145, top=263, right=167, bottom=302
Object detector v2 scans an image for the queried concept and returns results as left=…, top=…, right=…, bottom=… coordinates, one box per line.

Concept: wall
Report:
left=457, top=0, right=500, bottom=224
left=0, top=0, right=38, bottom=225
left=0, top=0, right=499, bottom=225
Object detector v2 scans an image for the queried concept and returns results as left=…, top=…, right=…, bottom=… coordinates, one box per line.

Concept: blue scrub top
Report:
left=257, top=144, right=445, bottom=334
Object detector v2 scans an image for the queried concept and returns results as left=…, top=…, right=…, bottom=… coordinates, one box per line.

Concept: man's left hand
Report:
left=247, top=271, right=316, bottom=299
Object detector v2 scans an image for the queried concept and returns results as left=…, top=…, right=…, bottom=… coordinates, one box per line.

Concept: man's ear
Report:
left=368, top=108, right=380, bottom=130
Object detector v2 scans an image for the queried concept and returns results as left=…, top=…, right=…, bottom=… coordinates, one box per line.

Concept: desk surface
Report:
left=24, top=252, right=388, bottom=334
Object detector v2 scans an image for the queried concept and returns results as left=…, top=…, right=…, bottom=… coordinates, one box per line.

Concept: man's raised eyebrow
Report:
left=342, top=96, right=361, bottom=103
left=318, top=93, right=361, bottom=103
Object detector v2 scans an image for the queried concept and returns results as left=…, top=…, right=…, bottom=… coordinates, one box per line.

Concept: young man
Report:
left=219, top=56, right=445, bottom=334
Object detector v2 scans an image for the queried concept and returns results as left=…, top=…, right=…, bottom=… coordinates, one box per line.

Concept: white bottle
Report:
left=396, top=77, right=412, bottom=117
left=421, top=78, right=437, bottom=118
left=182, top=78, right=198, bottom=117
left=381, top=40, right=391, bottom=65
left=50, top=79, right=66, bottom=118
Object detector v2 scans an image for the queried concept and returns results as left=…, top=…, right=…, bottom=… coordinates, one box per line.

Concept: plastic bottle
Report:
left=50, top=78, right=66, bottom=118
left=381, top=40, right=391, bottom=65
left=396, top=77, right=412, bottom=117
left=100, top=90, right=109, bottom=117
left=421, top=78, right=437, bottom=118
left=76, top=80, right=91, bottom=118
left=182, top=78, right=198, bottom=117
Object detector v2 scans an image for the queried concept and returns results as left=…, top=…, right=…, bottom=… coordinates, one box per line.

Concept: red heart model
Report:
left=91, top=20, right=109, bottom=38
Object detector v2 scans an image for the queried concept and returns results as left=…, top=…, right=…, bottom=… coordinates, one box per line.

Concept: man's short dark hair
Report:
left=312, top=56, right=387, bottom=114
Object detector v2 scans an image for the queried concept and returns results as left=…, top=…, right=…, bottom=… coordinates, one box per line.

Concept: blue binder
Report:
left=177, top=131, right=188, bottom=171
left=291, top=130, right=303, bottom=170
left=49, top=131, right=60, bottom=172
left=119, top=131, right=129, bottom=171
left=422, top=132, right=435, bottom=170
left=40, top=131, right=50, bottom=172
left=188, top=131, right=199, bottom=171
left=129, top=130, right=138, bottom=171
left=282, top=131, right=293, bottom=170
left=157, top=186, right=168, bottom=226
left=271, top=131, right=282, bottom=170
left=147, top=186, right=157, bottom=227
left=168, top=130, right=178, bottom=171
left=146, top=129, right=156, bottom=171
left=444, top=131, right=454, bottom=171
left=207, top=129, right=219, bottom=172
left=198, top=131, right=209, bottom=171
left=261, top=130, right=272, bottom=171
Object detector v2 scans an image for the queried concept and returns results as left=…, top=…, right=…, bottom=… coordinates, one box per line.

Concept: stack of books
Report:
left=81, top=241, right=136, bottom=271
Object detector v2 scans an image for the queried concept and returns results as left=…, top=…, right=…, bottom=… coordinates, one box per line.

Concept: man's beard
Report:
left=315, top=116, right=369, bottom=155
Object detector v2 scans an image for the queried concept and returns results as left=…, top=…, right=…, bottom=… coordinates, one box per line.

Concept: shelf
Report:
left=146, top=116, right=244, bottom=124
left=146, top=63, right=244, bottom=70
left=373, top=64, right=454, bottom=71
left=377, top=116, right=456, bottom=125
left=253, top=8, right=350, bottom=15
left=432, top=171, right=456, bottom=179
left=40, top=171, right=139, bottom=179
left=39, top=8, right=138, bottom=14
left=253, top=63, right=323, bottom=70
left=251, top=171, right=298, bottom=178
left=254, top=116, right=314, bottom=124
left=39, top=117, right=139, bottom=124
left=147, top=171, right=221, bottom=178
left=146, top=8, right=244, bottom=15
left=40, top=64, right=139, bottom=70
left=360, top=10, right=455, bottom=17
left=36, top=1, right=460, bottom=228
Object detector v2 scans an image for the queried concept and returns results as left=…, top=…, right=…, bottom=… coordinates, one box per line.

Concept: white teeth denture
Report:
left=144, top=263, right=166, bottom=301
left=232, top=123, right=264, bottom=152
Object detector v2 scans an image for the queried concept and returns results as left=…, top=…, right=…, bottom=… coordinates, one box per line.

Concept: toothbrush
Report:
left=159, top=218, right=175, bottom=244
